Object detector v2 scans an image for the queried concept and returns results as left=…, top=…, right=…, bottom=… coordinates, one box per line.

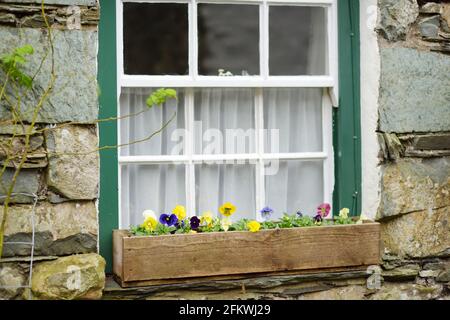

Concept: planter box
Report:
left=113, top=222, right=381, bottom=288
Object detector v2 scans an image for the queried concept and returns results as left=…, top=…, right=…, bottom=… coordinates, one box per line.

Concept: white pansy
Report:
left=142, top=210, right=157, bottom=220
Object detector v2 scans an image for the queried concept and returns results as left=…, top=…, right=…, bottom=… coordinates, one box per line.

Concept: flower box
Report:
left=113, top=221, right=381, bottom=288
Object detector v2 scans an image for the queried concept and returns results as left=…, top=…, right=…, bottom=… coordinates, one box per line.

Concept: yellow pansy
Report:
left=339, top=208, right=350, bottom=219
left=141, top=216, right=157, bottom=232
left=220, top=217, right=232, bottom=232
left=219, top=202, right=236, bottom=217
left=189, top=230, right=197, bottom=234
left=247, top=221, right=261, bottom=233
left=201, top=211, right=214, bottom=226
left=172, top=205, right=186, bottom=220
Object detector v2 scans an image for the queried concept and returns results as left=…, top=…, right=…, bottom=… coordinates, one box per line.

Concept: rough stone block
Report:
left=377, top=158, right=450, bottom=220
left=379, top=48, right=450, bottom=133
left=377, top=0, right=419, bottom=41
left=1, top=201, right=98, bottom=257
left=0, top=27, right=98, bottom=123
left=370, top=283, right=443, bottom=300
left=382, top=264, right=421, bottom=281
left=45, top=125, right=99, bottom=200
left=31, top=253, right=105, bottom=300
left=0, top=263, right=26, bottom=300
left=0, top=168, right=41, bottom=204
left=380, top=207, right=449, bottom=258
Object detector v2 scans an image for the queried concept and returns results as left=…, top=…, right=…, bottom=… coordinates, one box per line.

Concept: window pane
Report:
left=265, top=160, right=323, bottom=220
left=123, top=3, right=188, bottom=75
left=264, top=88, right=323, bottom=153
left=194, top=88, right=255, bottom=154
left=120, top=88, right=185, bottom=156
left=121, top=164, right=186, bottom=227
left=196, top=164, right=256, bottom=221
left=198, top=4, right=259, bottom=76
left=269, top=6, right=327, bottom=75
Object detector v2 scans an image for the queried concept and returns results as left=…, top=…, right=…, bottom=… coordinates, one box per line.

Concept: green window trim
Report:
left=97, top=0, right=361, bottom=272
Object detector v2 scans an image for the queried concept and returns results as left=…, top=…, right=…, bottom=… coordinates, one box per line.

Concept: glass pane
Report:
left=121, top=164, right=186, bottom=228
left=195, top=164, right=256, bottom=221
left=265, top=160, right=323, bottom=220
left=269, top=6, right=327, bottom=75
left=194, top=88, right=255, bottom=154
left=120, top=88, right=185, bottom=156
left=198, top=4, right=259, bottom=76
left=263, top=88, right=323, bottom=153
left=123, top=3, right=189, bottom=75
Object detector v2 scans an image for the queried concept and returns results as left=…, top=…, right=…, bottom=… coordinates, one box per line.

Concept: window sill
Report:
left=112, top=222, right=380, bottom=288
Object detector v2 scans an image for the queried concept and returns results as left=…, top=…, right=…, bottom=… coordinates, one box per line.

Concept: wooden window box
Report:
left=113, top=222, right=380, bottom=288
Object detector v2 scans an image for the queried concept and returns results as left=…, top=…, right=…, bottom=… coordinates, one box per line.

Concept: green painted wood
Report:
left=333, top=0, right=362, bottom=217
left=98, top=0, right=118, bottom=273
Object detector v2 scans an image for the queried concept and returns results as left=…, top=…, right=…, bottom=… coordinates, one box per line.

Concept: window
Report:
left=117, top=0, right=337, bottom=227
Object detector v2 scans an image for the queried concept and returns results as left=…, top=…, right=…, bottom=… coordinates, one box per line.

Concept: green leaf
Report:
left=145, top=88, right=178, bottom=108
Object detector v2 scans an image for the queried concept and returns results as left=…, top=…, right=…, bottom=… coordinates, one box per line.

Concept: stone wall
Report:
left=0, top=0, right=104, bottom=300
left=374, top=0, right=450, bottom=300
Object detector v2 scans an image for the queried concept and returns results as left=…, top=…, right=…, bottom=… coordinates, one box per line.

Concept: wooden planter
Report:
left=113, top=222, right=381, bottom=288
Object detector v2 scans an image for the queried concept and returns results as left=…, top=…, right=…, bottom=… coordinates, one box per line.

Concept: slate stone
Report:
left=0, top=27, right=98, bottom=123
left=0, top=168, right=41, bottom=204
left=379, top=48, right=450, bottom=133
left=419, top=15, right=441, bottom=38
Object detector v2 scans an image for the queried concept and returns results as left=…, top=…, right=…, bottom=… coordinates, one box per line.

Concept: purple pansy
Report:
left=317, top=203, right=331, bottom=218
left=260, top=207, right=274, bottom=220
left=159, top=213, right=178, bottom=226
left=296, top=210, right=303, bottom=217
left=313, top=214, right=323, bottom=223
left=190, top=216, right=200, bottom=230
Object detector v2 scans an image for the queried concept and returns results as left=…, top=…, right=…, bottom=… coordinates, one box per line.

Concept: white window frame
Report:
left=116, top=0, right=337, bottom=225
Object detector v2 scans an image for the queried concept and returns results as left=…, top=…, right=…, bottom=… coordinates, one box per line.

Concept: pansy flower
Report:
left=190, top=216, right=200, bottom=230
left=219, top=202, right=236, bottom=217
left=247, top=221, right=261, bottom=233
left=339, top=208, right=350, bottom=219
left=317, top=203, right=331, bottom=218
left=313, top=214, right=323, bottom=223
left=296, top=210, right=303, bottom=218
left=260, top=207, right=273, bottom=221
left=200, top=211, right=214, bottom=227
left=141, top=216, right=157, bottom=232
left=159, top=213, right=178, bottom=226
left=172, top=205, right=186, bottom=220
left=220, top=217, right=232, bottom=232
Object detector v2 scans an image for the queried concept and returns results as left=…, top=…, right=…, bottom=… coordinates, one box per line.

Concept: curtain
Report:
left=120, top=87, right=323, bottom=225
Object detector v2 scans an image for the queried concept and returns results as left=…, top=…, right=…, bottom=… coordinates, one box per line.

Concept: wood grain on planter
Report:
left=113, top=222, right=380, bottom=287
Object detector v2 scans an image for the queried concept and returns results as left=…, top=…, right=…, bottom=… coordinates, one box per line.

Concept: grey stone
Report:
left=0, top=168, right=41, bottom=204
left=377, top=0, right=419, bottom=41
left=31, top=253, right=105, bottom=300
left=0, top=201, right=98, bottom=257
left=437, top=270, right=450, bottom=282
left=413, top=134, right=450, bottom=150
left=370, top=283, right=443, bottom=300
left=382, top=264, right=421, bottom=281
left=0, top=27, right=98, bottom=123
left=419, top=15, right=441, bottom=39
left=1, top=0, right=97, bottom=6
left=419, top=270, right=441, bottom=278
left=379, top=48, right=450, bottom=133
left=0, top=134, right=47, bottom=169
left=45, top=125, right=99, bottom=200
left=0, top=263, right=26, bottom=300
left=381, top=207, right=450, bottom=258
left=378, top=133, right=404, bottom=160
left=377, top=158, right=450, bottom=220
left=420, top=3, right=442, bottom=14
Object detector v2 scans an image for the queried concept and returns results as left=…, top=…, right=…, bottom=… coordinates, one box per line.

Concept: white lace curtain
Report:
left=120, top=87, right=323, bottom=226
